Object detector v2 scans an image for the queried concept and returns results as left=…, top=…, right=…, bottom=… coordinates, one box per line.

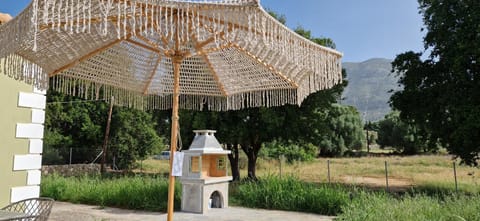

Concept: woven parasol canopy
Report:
left=0, top=0, right=342, bottom=220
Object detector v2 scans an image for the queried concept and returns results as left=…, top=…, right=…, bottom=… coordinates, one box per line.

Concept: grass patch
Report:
left=140, top=155, right=480, bottom=194
left=338, top=193, right=480, bottom=221
left=231, top=175, right=349, bottom=216
left=41, top=174, right=180, bottom=212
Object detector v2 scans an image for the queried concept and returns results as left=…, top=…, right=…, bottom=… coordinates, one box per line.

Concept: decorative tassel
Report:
left=124, top=0, right=127, bottom=38
left=196, top=6, right=200, bottom=38
left=151, top=1, right=155, bottom=35
left=76, top=0, right=80, bottom=33
left=164, top=5, right=169, bottom=39
left=42, top=0, right=49, bottom=24
left=82, top=0, right=86, bottom=32
left=139, top=1, right=143, bottom=33
left=117, top=1, right=121, bottom=38
left=170, top=7, right=174, bottom=42
left=177, top=5, right=181, bottom=41
left=144, top=1, right=148, bottom=34
left=50, top=0, right=56, bottom=30
left=88, top=0, right=91, bottom=33
left=70, top=0, right=74, bottom=34
left=131, top=2, right=136, bottom=36
left=32, top=0, right=38, bottom=51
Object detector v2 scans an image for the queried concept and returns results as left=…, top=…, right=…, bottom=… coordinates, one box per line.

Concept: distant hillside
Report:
left=341, top=58, right=400, bottom=122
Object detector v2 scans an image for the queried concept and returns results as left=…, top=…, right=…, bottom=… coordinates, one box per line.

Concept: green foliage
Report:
left=376, top=111, right=428, bottom=154
left=391, top=0, right=480, bottom=165
left=311, top=104, right=366, bottom=156
left=44, top=91, right=107, bottom=164
left=294, top=26, right=336, bottom=49
left=338, top=193, right=480, bottom=221
left=109, top=108, right=164, bottom=169
left=259, top=140, right=318, bottom=163
left=40, top=174, right=180, bottom=211
left=44, top=90, right=165, bottom=169
left=266, top=10, right=286, bottom=25
left=231, top=175, right=349, bottom=215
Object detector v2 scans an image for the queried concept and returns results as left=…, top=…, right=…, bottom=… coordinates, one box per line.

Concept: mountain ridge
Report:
left=341, top=58, right=400, bottom=122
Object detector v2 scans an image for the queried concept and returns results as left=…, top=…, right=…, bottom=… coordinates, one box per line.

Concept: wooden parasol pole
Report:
left=167, top=12, right=183, bottom=221
left=167, top=57, right=181, bottom=221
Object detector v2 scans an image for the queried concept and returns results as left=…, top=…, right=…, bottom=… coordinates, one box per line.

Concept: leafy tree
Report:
left=260, top=140, right=318, bottom=163
left=312, top=104, right=365, bottom=156
left=364, top=121, right=378, bottom=152
left=44, top=90, right=107, bottom=164
left=390, top=0, right=480, bottom=165
left=44, top=89, right=165, bottom=169
left=376, top=111, right=426, bottom=154
left=109, top=108, right=164, bottom=170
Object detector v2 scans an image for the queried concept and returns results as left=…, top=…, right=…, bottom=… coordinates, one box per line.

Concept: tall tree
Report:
left=44, top=89, right=165, bottom=168
left=44, top=90, right=107, bottom=164
left=376, top=111, right=428, bottom=154
left=391, top=0, right=480, bottom=165
left=109, top=108, right=164, bottom=169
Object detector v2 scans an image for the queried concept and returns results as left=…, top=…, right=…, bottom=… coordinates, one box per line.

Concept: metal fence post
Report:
left=69, top=148, right=72, bottom=165
left=453, top=162, right=458, bottom=193
left=385, top=161, right=389, bottom=192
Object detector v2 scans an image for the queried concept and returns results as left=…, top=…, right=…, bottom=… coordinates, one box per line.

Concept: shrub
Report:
left=41, top=174, right=180, bottom=211
left=260, top=140, right=318, bottom=163
left=231, top=175, right=349, bottom=215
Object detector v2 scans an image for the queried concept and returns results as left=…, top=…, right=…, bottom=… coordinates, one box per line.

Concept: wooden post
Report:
left=327, top=160, right=331, bottom=184
left=101, top=96, right=114, bottom=174
left=167, top=58, right=181, bottom=221
left=166, top=13, right=185, bottom=221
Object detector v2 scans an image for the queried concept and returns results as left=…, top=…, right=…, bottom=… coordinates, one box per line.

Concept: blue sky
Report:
left=1, top=0, right=425, bottom=62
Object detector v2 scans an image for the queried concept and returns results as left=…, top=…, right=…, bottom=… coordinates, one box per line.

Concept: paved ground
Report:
left=50, top=201, right=335, bottom=221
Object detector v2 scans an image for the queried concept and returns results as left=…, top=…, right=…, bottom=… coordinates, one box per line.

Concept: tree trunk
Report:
left=226, top=144, right=240, bottom=181
left=247, top=153, right=257, bottom=179
left=241, top=143, right=261, bottom=180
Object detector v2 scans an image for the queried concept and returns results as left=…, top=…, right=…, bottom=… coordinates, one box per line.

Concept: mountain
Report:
left=341, top=58, right=400, bottom=122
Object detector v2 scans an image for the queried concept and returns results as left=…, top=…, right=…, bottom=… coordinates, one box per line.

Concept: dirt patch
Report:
left=340, top=176, right=414, bottom=192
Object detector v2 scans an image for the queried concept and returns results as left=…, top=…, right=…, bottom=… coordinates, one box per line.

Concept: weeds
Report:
left=41, top=174, right=180, bottom=212
left=338, top=192, right=480, bottom=221
left=231, top=175, right=349, bottom=216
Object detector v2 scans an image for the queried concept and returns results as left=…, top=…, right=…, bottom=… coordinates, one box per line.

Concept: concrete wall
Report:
left=181, top=181, right=229, bottom=214
left=0, top=72, right=46, bottom=206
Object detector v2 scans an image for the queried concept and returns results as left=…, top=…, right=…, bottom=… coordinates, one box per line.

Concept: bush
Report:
left=231, top=175, right=349, bottom=215
left=338, top=192, right=480, bottom=221
left=260, top=140, right=318, bottom=163
left=41, top=174, right=181, bottom=211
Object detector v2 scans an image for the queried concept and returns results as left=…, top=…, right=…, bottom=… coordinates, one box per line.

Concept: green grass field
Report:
left=40, top=153, right=480, bottom=220
left=139, top=154, right=480, bottom=193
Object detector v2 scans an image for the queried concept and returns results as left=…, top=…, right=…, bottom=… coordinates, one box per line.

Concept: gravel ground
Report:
left=49, top=201, right=335, bottom=221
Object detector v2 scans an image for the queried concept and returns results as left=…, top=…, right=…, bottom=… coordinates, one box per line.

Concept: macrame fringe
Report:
left=51, top=75, right=299, bottom=111
left=0, top=54, right=48, bottom=90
